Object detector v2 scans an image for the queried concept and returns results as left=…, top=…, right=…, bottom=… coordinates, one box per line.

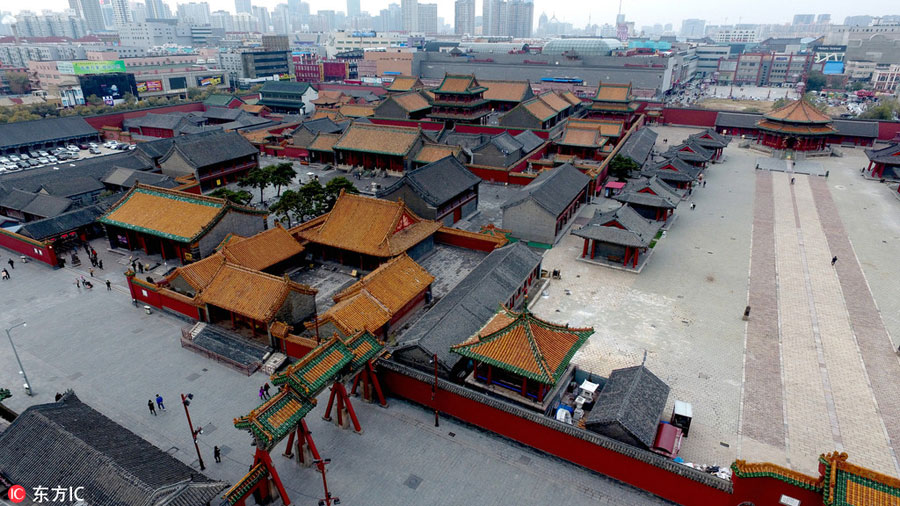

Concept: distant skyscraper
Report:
left=176, top=2, right=210, bottom=24
left=454, top=0, right=474, bottom=35
left=844, top=15, right=873, bottom=26
left=792, top=14, right=814, bottom=25
left=817, top=14, right=831, bottom=24
left=252, top=5, right=270, bottom=32
left=69, top=0, right=105, bottom=32
left=401, top=0, right=417, bottom=31
left=347, top=0, right=360, bottom=18
left=680, top=18, right=705, bottom=39
left=417, top=2, right=437, bottom=33
left=507, top=0, right=532, bottom=38
left=109, top=0, right=132, bottom=26
left=235, top=0, right=251, bottom=14
left=145, top=0, right=167, bottom=19
left=482, top=0, right=499, bottom=35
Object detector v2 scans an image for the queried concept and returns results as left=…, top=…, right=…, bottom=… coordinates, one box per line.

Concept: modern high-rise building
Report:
left=482, top=0, right=499, bottom=35
left=69, top=0, right=106, bottom=32
left=401, top=0, right=417, bottom=31
left=506, top=0, right=532, bottom=37
left=110, top=0, right=132, bottom=26
left=417, top=3, right=437, bottom=33
left=347, top=0, right=360, bottom=19
left=680, top=18, right=705, bottom=39
left=252, top=5, right=270, bottom=32
left=235, top=0, right=251, bottom=15
left=145, top=0, right=167, bottom=19
left=176, top=2, right=210, bottom=24
left=817, top=14, right=831, bottom=24
left=454, top=0, right=474, bottom=35
left=792, top=14, right=814, bottom=25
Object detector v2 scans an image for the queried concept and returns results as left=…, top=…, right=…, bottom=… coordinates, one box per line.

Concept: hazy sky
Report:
left=8, top=0, right=899, bottom=29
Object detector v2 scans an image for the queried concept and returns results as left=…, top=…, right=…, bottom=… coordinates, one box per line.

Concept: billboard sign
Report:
left=814, top=45, right=847, bottom=53
left=137, top=80, right=163, bottom=93
left=57, top=60, right=127, bottom=75
left=198, top=75, right=223, bottom=87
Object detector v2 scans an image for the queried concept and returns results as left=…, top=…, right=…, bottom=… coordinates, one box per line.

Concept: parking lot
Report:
left=0, top=141, right=131, bottom=174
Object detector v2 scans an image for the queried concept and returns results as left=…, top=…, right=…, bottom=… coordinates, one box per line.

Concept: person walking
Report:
left=258, top=386, right=265, bottom=402
left=106, top=280, right=112, bottom=291
left=7, top=258, right=14, bottom=269
left=75, top=277, right=81, bottom=289
left=702, top=180, right=706, bottom=188
left=148, top=399, right=156, bottom=416
left=831, top=255, right=838, bottom=266
left=155, top=394, right=165, bottom=411
left=98, top=259, right=103, bottom=270
left=790, top=177, right=795, bottom=185
left=690, top=202, right=696, bottom=210
left=214, top=446, right=222, bottom=463
left=263, top=383, right=271, bottom=399
left=131, top=261, right=137, bottom=272
left=89, top=267, right=94, bottom=277
left=1, top=268, right=9, bottom=280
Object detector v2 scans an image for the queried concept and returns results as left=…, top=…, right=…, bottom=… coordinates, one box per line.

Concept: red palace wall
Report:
left=434, top=228, right=504, bottom=252
left=83, top=102, right=206, bottom=131
left=378, top=362, right=827, bottom=506
left=878, top=121, right=900, bottom=141
left=126, top=275, right=200, bottom=320
left=661, top=108, right=719, bottom=127
left=0, top=229, right=58, bottom=266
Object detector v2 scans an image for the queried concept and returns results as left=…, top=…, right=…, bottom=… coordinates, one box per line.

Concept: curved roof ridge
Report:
left=764, top=98, right=831, bottom=124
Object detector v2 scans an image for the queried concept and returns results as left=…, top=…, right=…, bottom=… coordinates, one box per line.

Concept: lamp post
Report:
left=5, top=322, right=32, bottom=396
left=314, top=458, right=340, bottom=506
left=181, top=393, right=205, bottom=470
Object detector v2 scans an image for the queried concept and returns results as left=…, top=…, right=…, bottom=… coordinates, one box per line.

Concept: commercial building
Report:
left=454, top=0, right=475, bottom=35
left=241, top=50, right=293, bottom=79
left=257, top=81, right=318, bottom=114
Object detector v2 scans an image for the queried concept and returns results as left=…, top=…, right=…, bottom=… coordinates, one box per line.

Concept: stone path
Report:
left=742, top=171, right=898, bottom=476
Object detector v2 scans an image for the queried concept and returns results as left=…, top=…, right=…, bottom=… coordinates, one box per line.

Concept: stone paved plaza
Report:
left=532, top=126, right=900, bottom=477
left=0, top=242, right=669, bottom=505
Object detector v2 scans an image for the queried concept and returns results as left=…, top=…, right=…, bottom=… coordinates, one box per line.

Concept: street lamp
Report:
left=5, top=322, right=32, bottom=396
left=314, top=458, right=340, bottom=506
left=181, top=393, right=205, bottom=470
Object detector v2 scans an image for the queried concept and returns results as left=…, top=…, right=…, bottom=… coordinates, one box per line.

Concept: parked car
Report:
left=89, top=147, right=101, bottom=154
left=28, top=151, right=40, bottom=159
left=38, top=150, right=49, bottom=157
left=66, top=145, right=79, bottom=152
left=37, top=157, right=49, bottom=165
left=127, top=144, right=136, bottom=150
left=0, top=157, right=9, bottom=164
left=27, top=159, right=39, bottom=167
left=47, top=156, right=58, bottom=163
left=88, top=142, right=98, bottom=149
left=78, top=143, right=89, bottom=150
left=16, top=161, right=28, bottom=168
left=116, top=143, right=128, bottom=150
left=3, top=163, right=17, bottom=171
left=9, top=155, right=20, bottom=162
left=19, top=153, right=29, bottom=160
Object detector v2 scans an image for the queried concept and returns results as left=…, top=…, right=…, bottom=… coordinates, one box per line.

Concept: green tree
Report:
left=607, top=155, right=640, bottom=182
left=86, top=94, right=104, bottom=106
left=849, top=81, right=865, bottom=92
left=238, top=166, right=272, bottom=203
left=860, top=99, right=900, bottom=120
left=267, top=162, right=297, bottom=197
left=772, top=97, right=791, bottom=110
left=322, top=176, right=358, bottom=211
left=269, top=189, right=303, bottom=226
left=210, top=188, right=253, bottom=205
left=297, top=180, right=327, bottom=221
left=805, top=71, right=827, bottom=93
left=4, top=71, right=30, bottom=94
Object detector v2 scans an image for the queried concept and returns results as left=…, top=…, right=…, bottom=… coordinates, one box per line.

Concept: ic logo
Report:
left=7, top=485, right=26, bottom=503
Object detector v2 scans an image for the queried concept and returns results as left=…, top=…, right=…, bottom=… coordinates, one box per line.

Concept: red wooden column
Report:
left=582, top=238, right=589, bottom=258
left=591, top=240, right=597, bottom=259
left=633, top=248, right=639, bottom=268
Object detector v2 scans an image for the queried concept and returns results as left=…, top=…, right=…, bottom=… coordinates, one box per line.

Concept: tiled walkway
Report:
left=742, top=171, right=898, bottom=476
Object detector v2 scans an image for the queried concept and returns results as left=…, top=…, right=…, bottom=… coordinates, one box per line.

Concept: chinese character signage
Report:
left=57, top=60, right=127, bottom=75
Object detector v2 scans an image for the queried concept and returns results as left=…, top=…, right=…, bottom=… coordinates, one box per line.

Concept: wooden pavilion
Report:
left=452, top=306, right=593, bottom=407
left=755, top=99, right=836, bottom=152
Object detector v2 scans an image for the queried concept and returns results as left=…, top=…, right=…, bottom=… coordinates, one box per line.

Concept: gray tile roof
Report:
left=161, top=131, right=258, bottom=169
left=123, top=112, right=202, bottom=131
left=19, top=204, right=107, bottom=240
left=103, top=167, right=177, bottom=189
left=481, top=132, right=523, bottom=155
left=0, top=116, right=98, bottom=150
left=514, top=130, right=544, bottom=153
left=618, top=127, right=658, bottom=166
left=260, top=80, right=312, bottom=95
left=688, top=128, right=730, bottom=149
left=0, top=188, right=38, bottom=211
left=715, top=112, right=762, bottom=129
left=393, top=242, right=543, bottom=373
left=833, top=119, right=878, bottom=138
left=501, top=163, right=590, bottom=217
left=663, top=139, right=713, bottom=162
left=202, top=106, right=244, bottom=121
left=41, top=176, right=105, bottom=197
left=572, top=205, right=662, bottom=247
left=296, top=117, right=344, bottom=136
left=203, top=94, right=244, bottom=107
left=866, top=143, right=900, bottom=165
left=21, top=193, right=73, bottom=218
left=0, top=392, right=228, bottom=506
left=378, top=156, right=480, bottom=207
left=613, top=176, right=681, bottom=209
left=640, top=157, right=701, bottom=182
left=585, top=365, right=670, bottom=449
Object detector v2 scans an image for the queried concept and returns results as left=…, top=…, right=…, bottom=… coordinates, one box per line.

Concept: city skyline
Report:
left=3, top=0, right=899, bottom=31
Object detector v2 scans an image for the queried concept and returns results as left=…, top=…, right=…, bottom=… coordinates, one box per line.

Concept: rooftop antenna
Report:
left=642, top=350, right=647, bottom=365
